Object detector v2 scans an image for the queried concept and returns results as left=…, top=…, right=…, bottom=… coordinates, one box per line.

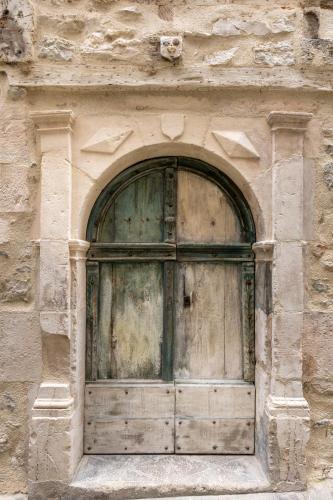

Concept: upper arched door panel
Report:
left=87, top=157, right=255, bottom=245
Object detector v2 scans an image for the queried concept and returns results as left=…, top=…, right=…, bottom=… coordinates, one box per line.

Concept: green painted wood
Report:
left=164, top=166, right=177, bottom=243
left=98, top=264, right=113, bottom=379
left=86, top=261, right=99, bottom=381
left=162, top=261, right=175, bottom=381
left=88, top=243, right=176, bottom=261
left=242, top=262, right=255, bottom=382
left=109, top=262, right=164, bottom=379
left=99, top=171, right=164, bottom=243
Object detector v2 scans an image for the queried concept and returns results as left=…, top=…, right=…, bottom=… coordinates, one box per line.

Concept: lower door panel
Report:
left=175, top=383, right=255, bottom=454
left=85, top=383, right=175, bottom=454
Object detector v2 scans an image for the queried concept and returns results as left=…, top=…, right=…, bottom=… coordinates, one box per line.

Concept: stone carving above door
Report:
left=160, top=36, right=183, bottom=61
left=212, top=131, right=260, bottom=159
left=81, top=126, right=133, bottom=154
left=161, top=113, right=185, bottom=140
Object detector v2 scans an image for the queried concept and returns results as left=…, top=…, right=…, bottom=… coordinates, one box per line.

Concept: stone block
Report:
left=0, top=0, right=34, bottom=63
left=273, top=242, right=304, bottom=313
left=254, top=42, right=295, bottom=66
left=40, top=154, right=71, bottom=240
left=264, top=396, right=309, bottom=490
left=273, top=156, right=303, bottom=240
left=29, top=415, right=74, bottom=482
left=38, top=36, right=74, bottom=62
left=0, top=382, right=33, bottom=494
left=0, top=164, right=37, bottom=213
left=40, top=311, right=70, bottom=337
left=319, top=9, right=333, bottom=40
left=0, top=313, right=41, bottom=382
left=303, top=312, right=333, bottom=391
left=39, top=240, right=70, bottom=311
left=205, top=48, right=238, bottom=66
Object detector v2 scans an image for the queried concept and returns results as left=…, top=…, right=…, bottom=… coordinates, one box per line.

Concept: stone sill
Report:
left=70, top=454, right=271, bottom=499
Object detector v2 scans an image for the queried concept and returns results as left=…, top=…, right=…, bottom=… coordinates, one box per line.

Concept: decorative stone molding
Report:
left=212, top=130, right=260, bottom=158
left=161, top=113, right=185, bottom=140
left=33, top=382, right=73, bottom=411
left=31, top=110, right=74, bottom=135
left=69, top=239, right=90, bottom=260
left=267, top=111, right=313, bottom=131
left=252, top=241, right=275, bottom=261
left=81, top=127, right=133, bottom=154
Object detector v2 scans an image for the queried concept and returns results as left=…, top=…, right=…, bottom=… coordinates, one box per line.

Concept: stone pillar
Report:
left=29, top=111, right=78, bottom=485
left=265, top=111, right=313, bottom=491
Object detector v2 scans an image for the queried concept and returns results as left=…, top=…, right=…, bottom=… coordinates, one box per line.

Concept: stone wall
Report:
left=0, top=0, right=333, bottom=495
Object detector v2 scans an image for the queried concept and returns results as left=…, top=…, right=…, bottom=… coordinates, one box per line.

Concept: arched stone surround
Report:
left=28, top=108, right=312, bottom=496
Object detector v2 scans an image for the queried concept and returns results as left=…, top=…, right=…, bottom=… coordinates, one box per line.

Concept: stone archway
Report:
left=28, top=109, right=312, bottom=497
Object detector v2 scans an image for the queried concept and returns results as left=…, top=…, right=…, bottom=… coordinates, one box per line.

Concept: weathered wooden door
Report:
left=85, top=157, right=255, bottom=455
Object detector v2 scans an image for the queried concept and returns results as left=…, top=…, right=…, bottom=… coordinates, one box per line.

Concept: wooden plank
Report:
left=88, top=243, right=176, bottom=261
left=162, top=261, right=175, bottom=381
left=175, top=418, right=254, bottom=454
left=98, top=264, right=112, bottom=379
left=86, top=261, right=99, bottom=381
left=101, top=171, right=165, bottom=243
left=174, top=263, right=226, bottom=379
left=177, top=170, right=241, bottom=244
left=224, top=264, right=242, bottom=379
left=175, top=384, right=255, bottom=418
left=110, top=262, right=163, bottom=379
left=85, top=384, right=175, bottom=418
left=164, top=166, right=177, bottom=243
left=242, top=263, right=255, bottom=382
left=85, top=418, right=174, bottom=454
left=176, top=243, right=253, bottom=262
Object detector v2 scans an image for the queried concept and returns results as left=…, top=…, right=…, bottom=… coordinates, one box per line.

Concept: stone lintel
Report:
left=33, top=382, right=73, bottom=410
left=252, top=241, right=275, bottom=262
left=267, top=112, right=313, bottom=132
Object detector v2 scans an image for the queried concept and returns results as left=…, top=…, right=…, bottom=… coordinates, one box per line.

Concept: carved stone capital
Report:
left=252, top=241, right=275, bottom=262
left=31, top=110, right=75, bottom=154
left=267, top=111, right=313, bottom=132
left=69, top=239, right=90, bottom=260
left=31, top=110, right=75, bottom=134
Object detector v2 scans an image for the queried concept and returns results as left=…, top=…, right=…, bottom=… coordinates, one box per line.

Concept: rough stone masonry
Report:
left=0, top=0, right=333, bottom=498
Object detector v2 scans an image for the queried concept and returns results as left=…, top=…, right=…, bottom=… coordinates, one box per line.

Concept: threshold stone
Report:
left=71, top=454, right=270, bottom=499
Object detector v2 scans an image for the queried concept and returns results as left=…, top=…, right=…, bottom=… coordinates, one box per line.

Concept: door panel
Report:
left=175, top=384, right=255, bottom=454
left=100, top=172, right=164, bottom=243
left=85, top=384, right=175, bottom=454
left=175, top=384, right=255, bottom=418
left=99, top=262, right=163, bottom=379
left=177, top=170, right=241, bottom=243
left=174, top=263, right=242, bottom=380
left=175, top=418, right=254, bottom=454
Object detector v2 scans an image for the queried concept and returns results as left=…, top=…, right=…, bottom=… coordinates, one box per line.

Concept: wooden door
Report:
left=174, top=170, right=255, bottom=454
left=85, top=157, right=255, bottom=455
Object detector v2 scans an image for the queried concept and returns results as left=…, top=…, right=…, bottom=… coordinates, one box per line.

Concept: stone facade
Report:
left=0, top=0, right=333, bottom=498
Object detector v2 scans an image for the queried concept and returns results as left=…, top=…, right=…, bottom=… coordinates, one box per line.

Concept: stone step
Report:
left=69, top=454, right=271, bottom=499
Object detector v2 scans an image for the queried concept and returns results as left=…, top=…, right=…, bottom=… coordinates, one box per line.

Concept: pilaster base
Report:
left=264, top=396, right=310, bottom=491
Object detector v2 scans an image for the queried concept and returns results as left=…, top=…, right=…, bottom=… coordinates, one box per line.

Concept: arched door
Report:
left=85, top=157, right=255, bottom=455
